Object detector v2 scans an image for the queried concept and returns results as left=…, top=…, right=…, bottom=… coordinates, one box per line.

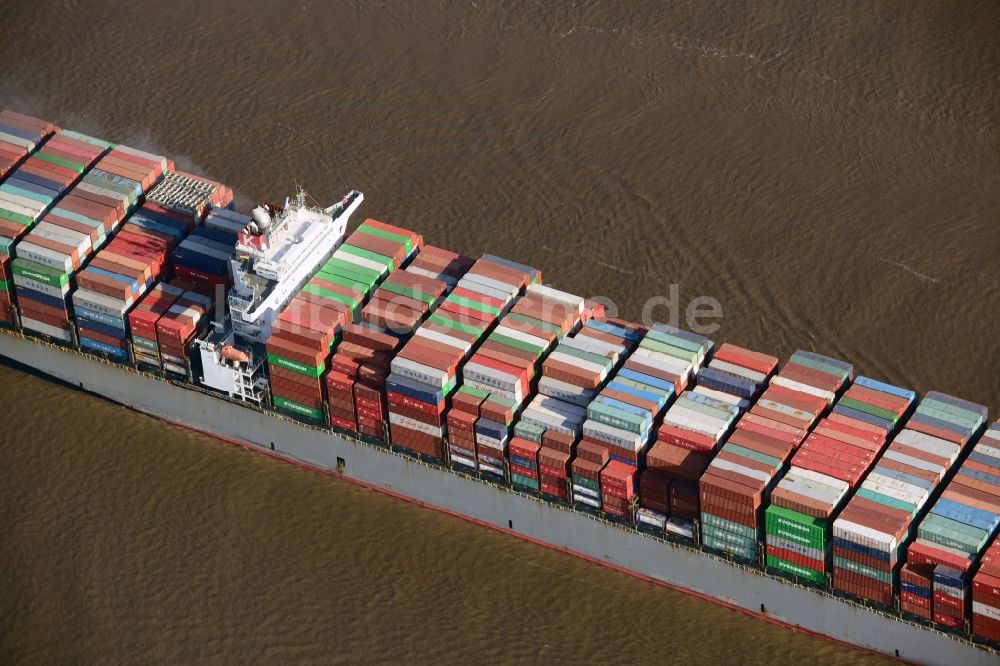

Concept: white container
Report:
left=389, top=412, right=443, bottom=438
left=16, top=242, right=73, bottom=273
left=21, top=316, right=72, bottom=341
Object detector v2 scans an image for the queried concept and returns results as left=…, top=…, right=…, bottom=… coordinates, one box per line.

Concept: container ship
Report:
left=1, top=110, right=998, bottom=665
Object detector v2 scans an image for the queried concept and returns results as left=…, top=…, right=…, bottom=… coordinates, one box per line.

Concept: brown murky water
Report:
left=2, top=0, right=998, bottom=662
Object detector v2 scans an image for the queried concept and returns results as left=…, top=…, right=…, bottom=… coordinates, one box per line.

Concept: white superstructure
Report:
left=195, top=189, right=363, bottom=401
left=228, top=189, right=364, bottom=344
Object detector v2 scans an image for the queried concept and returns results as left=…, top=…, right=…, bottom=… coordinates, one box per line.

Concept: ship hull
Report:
left=0, top=329, right=992, bottom=666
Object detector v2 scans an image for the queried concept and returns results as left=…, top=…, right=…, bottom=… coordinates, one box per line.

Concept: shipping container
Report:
left=832, top=393, right=987, bottom=606
left=908, top=421, right=999, bottom=628
left=700, top=350, right=851, bottom=560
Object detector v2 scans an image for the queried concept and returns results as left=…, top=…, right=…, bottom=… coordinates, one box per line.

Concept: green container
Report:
left=701, top=524, right=758, bottom=552
left=380, top=280, right=433, bottom=306
left=132, top=335, right=158, bottom=351
left=676, top=395, right=732, bottom=422
left=721, top=444, right=781, bottom=471
left=855, top=487, right=917, bottom=516
left=0, top=237, right=16, bottom=257
left=558, top=345, right=611, bottom=369
left=82, top=174, right=139, bottom=201
left=1, top=184, right=52, bottom=205
left=322, top=258, right=381, bottom=285
left=456, top=384, right=490, bottom=401
left=919, top=515, right=986, bottom=555
left=60, top=130, right=111, bottom=148
left=918, top=403, right=981, bottom=430
left=316, top=267, right=375, bottom=294
left=35, top=151, right=85, bottom=173
left=324, top=254, right=382, bottom=278
left=302, top=284, right=360, bottom=316
left=767, top=555, right=826, bottom=583
left=505, top=312, right=561, bottom=335
left=921, top=397, right=981, bottom=422
left=12, top=258, right=69, bottom=288
left=833, top=556, right=892, bottom=584
left=339, top=243, right=395, bottom=271
left=449, top=293, right=501, bottom=316
left=765, top=505, right=827, bottom=550
left=643, top=328, right=705, bottom=355
left=428, top=312, right=484, bottom=338
left=273, top=396, right=324, bottom=422
left=638, top=337, right=698, bottom=366
left=701, top=512, right=757, bottom=540
left=489, top=331, right=545, bottom=357
left=838, top=397, right=898, bottom=423
left=51, top=206, right=100, bottom=227
left=573, top=475, right=599, bottom=492
left=513, top=420, right=546, bottom=443
left=0, top=279, right=9, bottom=293
left=512, top=473, right=539, bottom=490
left=0, top=208, right=33, bottom=228
left=267, top=353, right=324, bottom=378
left=790, top=353, right=847, bottom=380
left=587, top=401, right=647, bottom=435
left=356, top=223, right=413, bottom=254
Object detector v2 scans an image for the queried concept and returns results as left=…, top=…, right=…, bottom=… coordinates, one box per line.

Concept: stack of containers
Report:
left=509, top=437, right=542, bottom=491
left=584, top=325, right=713, bottom=468
left=642, top=343, right=778, bottom=530
left=169, top=226, right=238, bottom=291
left=513, top=319, right=644, bottom=454
left=700, top=350, right=851, bottom=561
left=367, top=243, right=472, bottom=439
left=267, top=295, right=348, bottom=422
left=832, top=392, right=987, bottom=607
left=0, top=110, right=55, bottom=181
left=203, top=208, right=249, bottom=239
left=148, top=172, right=235, bottom=293
left=6, top=131, right=113, bottom=339
left=538, top=430, right=576, bottom=500
left=154, top=288, right=214, bottom=375
left=0, top=111, right=56, bottom=326
left=271, top=220, right=419, bottom=422
left=471, top=307, right=630, bottom=471
left=65, top=148, right=173, bottom=358
left=326, top=325, right=401, bottom=435
left=126, top=204, right=197, bottom=252
left=466, top=284, right=583, bottom=478
left=73, top=228, right=172, bottom=359
left=128, top=282, right=185, bottom=366
left=764, top=377, right=916, bottom=584
left=359, top=249, right=453, bottom=335
left=973, top=512, right=1000, bottom=643
left=1, top=128, right=95, bottom=240
left=446, top=385, right=490, bottom=469
left=601, top=459, right=640, bottom=519
left=571, top=439, right=610, bottom=511
left=534, top=319, right=641, bottom=409
left=387, top=256, right=537, bottom=461
left=301, top=221, right=417, bottom=327
left=322, top=223, right=444, bottom=434
left=696, top=343, right=778, bottom=409
left=403, top=244, right=475, bottom=290
left=905, top=421, right=1000, bottom=628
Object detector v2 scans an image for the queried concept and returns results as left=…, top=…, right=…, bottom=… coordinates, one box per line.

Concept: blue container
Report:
left=0, top=123, right=40, bottom=142
left=79, top=336, right=129, bottom=360
left=9, top=170, right=63, bottom=194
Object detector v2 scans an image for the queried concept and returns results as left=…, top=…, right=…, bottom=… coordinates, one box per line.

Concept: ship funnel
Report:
left=251, top=206, right=271, bottom=234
